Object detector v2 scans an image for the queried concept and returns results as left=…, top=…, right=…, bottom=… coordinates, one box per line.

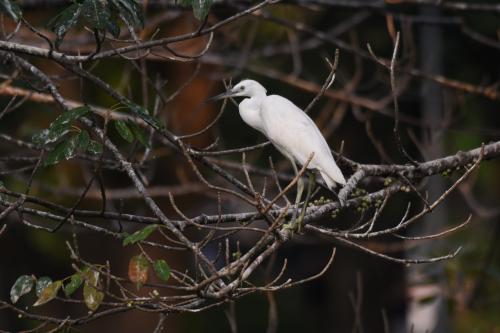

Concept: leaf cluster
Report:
left=48, top=0, right=144, bottom=47
left=10, top=270, right=104, bottom=312
left=114, top=119, right=150, bottom=147
left=129, top=254, right=171, bottom=289
left=122, top=226, right=171, bottom=287
left=31, top=106, right=103, bottom=166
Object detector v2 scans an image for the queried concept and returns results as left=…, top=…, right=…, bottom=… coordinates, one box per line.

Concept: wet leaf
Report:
left=64, top=273, right=83, bottom=297
left=43, top=134, right=79, bottom=166
left=83, top=283, right=103, bottom=311
left=76, top=130, right=90, bottom=149
left=153, top=260, right=170, bottom=282
left=32, top=106, right=89, bottom=145
left=32, top=128, right=58, bottom=147
left=0, top=0, right=22, bottom=22
left=58, top=106, right=90, bottom=123
left=81, top=0, right=110, bottom=30
left=114, top=120, right=134, bottom=143
left=48, top=4, right=82, bottom=47
left=10, top=275, right=34, bottom=304
left=36, top=276, right=52, bottom=297
left=33, top=280, right=62, bottom=306
left=76, top=131, right=103, bottom=156
left=86, top=139, right=103, bottom=155
left=123, top=225, right=157, bottom=246
left=128, top=254, right=148, bottom=289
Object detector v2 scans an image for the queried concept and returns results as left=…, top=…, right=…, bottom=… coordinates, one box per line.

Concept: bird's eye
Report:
left=240, top=86, right=245, bottom=90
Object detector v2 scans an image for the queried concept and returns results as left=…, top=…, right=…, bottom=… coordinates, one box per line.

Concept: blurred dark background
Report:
left=1, top=0, right=500, bottom=332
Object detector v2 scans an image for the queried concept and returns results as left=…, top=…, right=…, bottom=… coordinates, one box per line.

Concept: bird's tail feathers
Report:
left=320, top=171, right=337, bottom=190
left=320, top=163, right=346, bottom=190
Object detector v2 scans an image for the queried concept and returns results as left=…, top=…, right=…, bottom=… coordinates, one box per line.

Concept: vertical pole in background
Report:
left=406, top=5, right=451, bottom=333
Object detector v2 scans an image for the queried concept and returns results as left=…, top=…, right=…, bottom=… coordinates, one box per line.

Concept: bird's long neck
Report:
left=238, top=95, right=265, bottom=134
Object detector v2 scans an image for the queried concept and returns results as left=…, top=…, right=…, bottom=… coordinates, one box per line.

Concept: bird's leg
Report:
left=296, top=172, right=315, bottom=233
left=290, top=160, right=304, bottom=228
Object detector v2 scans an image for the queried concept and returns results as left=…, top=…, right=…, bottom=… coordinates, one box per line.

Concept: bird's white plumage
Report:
left=224, top=79, right=346, bottom=189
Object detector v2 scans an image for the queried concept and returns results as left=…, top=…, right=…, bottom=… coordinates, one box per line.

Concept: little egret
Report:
left=210, top=79, right=346, bottom=191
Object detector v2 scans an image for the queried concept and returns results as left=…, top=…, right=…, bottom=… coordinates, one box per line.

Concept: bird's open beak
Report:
left=206, top=90, right=236, bottom=102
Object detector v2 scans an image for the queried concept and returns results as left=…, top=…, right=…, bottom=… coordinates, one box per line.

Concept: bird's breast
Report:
left=238, top=99, right=265, bottom=134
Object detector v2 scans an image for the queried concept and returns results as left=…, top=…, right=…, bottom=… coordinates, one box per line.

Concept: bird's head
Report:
left=207, top=79, right=267, bottom=102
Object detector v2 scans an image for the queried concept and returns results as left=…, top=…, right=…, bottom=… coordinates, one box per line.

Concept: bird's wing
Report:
left=261, top=95, right=331, bottom=163
left=261, top=95, right=346, bottom=185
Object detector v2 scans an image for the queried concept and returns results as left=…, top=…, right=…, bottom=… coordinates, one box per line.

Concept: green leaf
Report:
left=128, top=254, right=148, bottom=289
left=126, top=102, right=162, bottom=129
left=32, top=128, right=56, bottom=146
left=0, top=0, right=22, bottom=22
left=32, top=106, right=90, bottom=145
left=64, top=273, right=83, bottom=297
left=177, top=0, right=212, bottom=20
left=47, top=4, right=82, bottom=48
left=81, top=0, right=110, bottom=30
left=76, top=131, right=103, bottom=156
left=36, top=276, right=52, bottom=297
left=192, top=0, right=213, bottom=20
left=33, top=281, right=62, bottom=306
left=83, top=281, right=103, bottom=311
left=129, top=122, right=150, bottom=148
left=76, top=130, right=90, bottom=149
left=153, top=260, right=170, bottom=282
left=82, top=269, right=104, bottom=311
left=43, top=134, right=80, bottom=166
left=111, top=0, right=144, bottom=28
left=86, top=139, right=103, bottom=155
left=10, top=275, right=34, bottom=304
left=84, top=269, right=99, bottom=287
left=114, top=120, right=134, bottom=143
left=106, top=14, right=121, bottom=38
left=123, top=225, right=157, bottom=246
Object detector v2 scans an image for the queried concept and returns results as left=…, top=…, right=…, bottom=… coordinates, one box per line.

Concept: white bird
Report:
left=209, top=79, right=346, bottom=192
